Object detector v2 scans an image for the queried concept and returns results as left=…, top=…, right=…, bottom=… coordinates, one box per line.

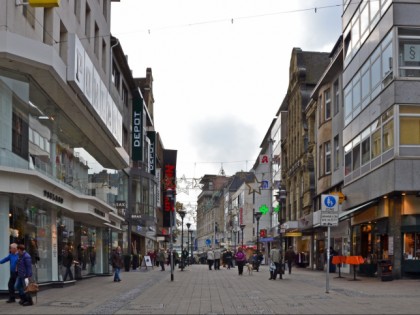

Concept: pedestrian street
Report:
left=1, top=264, right=420, bottom=314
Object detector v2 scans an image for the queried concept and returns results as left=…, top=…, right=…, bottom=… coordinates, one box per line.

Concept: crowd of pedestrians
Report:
left=0, top=241, right=307, bottom=308
left=0, top=243, right=34, bottom=306
left=199, top=245, right=300, bottom=280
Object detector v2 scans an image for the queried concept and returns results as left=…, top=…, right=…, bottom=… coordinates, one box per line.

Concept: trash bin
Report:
left=74, top=263, right=82, bottom=280
left=123, top=255, right=131, bottom=272
left=132, top=254, right=139, bottom=270
left=380, top=260, right=393, bottom=281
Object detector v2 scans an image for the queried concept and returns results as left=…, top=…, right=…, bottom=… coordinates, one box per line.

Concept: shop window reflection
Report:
left=403, top=233, right=420, bottom=260
left=9, top=206, right=52, bottom=283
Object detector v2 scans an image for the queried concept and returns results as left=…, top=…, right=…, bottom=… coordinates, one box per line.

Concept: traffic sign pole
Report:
left=320, top=194, right=338, bottom=294
left=326, top=226, right=330, bottom=293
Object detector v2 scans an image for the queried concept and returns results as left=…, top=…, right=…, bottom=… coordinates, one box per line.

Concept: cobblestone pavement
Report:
left=1, top=264, right=419, bottom=314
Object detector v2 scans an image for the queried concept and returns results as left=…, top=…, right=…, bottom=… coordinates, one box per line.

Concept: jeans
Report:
left=8, top=272, right=17, bottom=300
left=236, top=261, right=245, bottom=275
left=114, top=267, right=121, bottom=281
left=63, top=266, right=73, bottom=281
left=14, top=277, right=26, bottom=299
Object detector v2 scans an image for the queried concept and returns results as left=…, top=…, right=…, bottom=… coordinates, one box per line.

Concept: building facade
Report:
left=341, top=0, right=420, bottom=278
left=280, top=48, right=330, bottom=267
left=0, top=0, right=167, bottom=291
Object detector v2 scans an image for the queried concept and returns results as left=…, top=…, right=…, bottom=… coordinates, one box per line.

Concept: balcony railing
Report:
left=0, top=148, right=119, bottom=209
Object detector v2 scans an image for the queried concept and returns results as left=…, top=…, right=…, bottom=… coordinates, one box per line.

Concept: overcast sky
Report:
left=108, top=0, right=343, bottom=210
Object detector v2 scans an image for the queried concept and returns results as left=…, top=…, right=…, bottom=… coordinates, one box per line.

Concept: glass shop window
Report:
left=403, top=233, right=420, bottom=260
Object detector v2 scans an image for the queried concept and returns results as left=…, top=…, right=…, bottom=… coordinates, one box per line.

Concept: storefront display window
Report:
left=74, top=223, right=97, bottom=276
left=403, top=233, right=420, bottom=260
left=9, top=206, right=52, bottom=283
left=57, top=215, right=75, bottom=280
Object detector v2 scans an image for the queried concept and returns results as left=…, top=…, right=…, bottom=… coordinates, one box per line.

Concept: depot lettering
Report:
left=133, top=111, right=142, bottom=147
left=132, top=97, right=143, bottom=161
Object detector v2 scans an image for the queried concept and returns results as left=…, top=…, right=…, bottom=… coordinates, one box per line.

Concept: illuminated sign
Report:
left=147, top=131, right=156, bottom=175
left=132, top=97, right=143, bottom=161
left=163, top=150, right=177, bottom=227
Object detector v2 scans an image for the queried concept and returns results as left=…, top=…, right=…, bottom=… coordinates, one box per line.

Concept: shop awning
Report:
left=104, top=222, right=122, bottom=231
left=260, top=237, right=274, bottom=242
left=339, top=200, right=378, bottom=221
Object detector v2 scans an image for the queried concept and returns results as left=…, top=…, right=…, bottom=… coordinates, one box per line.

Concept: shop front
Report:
left=349, top=202, right=390, bottom=278
left=401, top=215, right=420, bottom=276
left=0, top=171, right=124, bottom=292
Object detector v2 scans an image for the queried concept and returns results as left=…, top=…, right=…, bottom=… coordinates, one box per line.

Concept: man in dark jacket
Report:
left=111, top=246, right=123, bottom=282
left=15, top=244, right=33, bottom=306
left=62, top=245, right=74, bottom=281
left=0, top=243, right=19, bottom=303
left=285, top=246, right=296, bottom=274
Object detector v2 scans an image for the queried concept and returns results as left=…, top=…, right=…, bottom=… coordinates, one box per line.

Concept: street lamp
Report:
left=254, top=212, right=262, bottom=252
left=214, top=222, right=218, bottom=247
left=189, top=229, right=193, bottom=264
left=178, top=210, right=186, bottom=271
left=276, top=188, right=287, bottom=280
left=166, top=188, right=175, bottom=281
left=186, top=222, right=191, bottom=266
left=240, top=224, right=246, bottom=249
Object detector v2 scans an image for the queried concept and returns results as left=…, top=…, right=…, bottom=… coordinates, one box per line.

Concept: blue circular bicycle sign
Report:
left=324, top=195, right=337, bottom=208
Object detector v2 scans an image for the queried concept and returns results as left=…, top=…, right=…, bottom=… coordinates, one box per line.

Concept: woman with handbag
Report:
left=15, top=244, right=34, bottom=306
left=234, top=247, right=246, bottom=276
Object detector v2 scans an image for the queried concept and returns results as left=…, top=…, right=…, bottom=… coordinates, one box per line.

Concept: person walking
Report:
left=0, top=243, right=19, bottom=303
left=214, top=248, right=221, bottom=270
left=234, top=247, right=246, bottom=275
left=111, top=246, right=123, bottom=282
left=157, top=248, right=167, bottom=271
left=206, top=248, right=215, bottom=270
left=62, top=244, right=74, bottom=281
left=224, top=249, right=233, bottom=269
left=269, top=245, right=282, bottom=280
left=15, top=244, right=33, bottom=306
left=285, top=246, right=296, bottom=275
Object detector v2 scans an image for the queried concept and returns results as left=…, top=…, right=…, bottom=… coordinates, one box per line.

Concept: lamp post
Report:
left=240, top=224, right=246, bottom=249
left=254, top=212, right=262, bottom=252
left=214, top=222, right=218, bottom=247
left=277, top=188, right=287, bottom=280
left=186, top=222, right=191, bottom=266
left=166, top=188, right=175, bottom=281
left=189, top=230, right=193, bottom=264
left=178, top=210, right=186, bottom=270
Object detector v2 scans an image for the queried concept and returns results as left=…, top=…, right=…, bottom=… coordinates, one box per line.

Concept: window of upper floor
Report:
left=400, top=105, right=420, bottom=145
left=333, top=79, right=340, bottom=116
left=334, top=135, right=340, bottom=171
left=344, top=30, right=393, bottom=126
left=398, top=28, right=420, bottom=78
left=344, top=0, right=392, bottom=67
left=112, top=62, right=120, bottom=91
left=344, top=106, right=393, bottom=177
left=325, top=89, right=331, bottom=121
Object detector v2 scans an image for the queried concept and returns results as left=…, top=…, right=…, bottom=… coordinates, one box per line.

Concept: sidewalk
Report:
left=1, top=264, right=420, bottom=314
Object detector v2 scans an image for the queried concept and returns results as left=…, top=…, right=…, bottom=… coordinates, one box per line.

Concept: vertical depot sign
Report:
left=132, top=97, right=143, bottom=161
left=147, top=131, right=156, bottom=175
